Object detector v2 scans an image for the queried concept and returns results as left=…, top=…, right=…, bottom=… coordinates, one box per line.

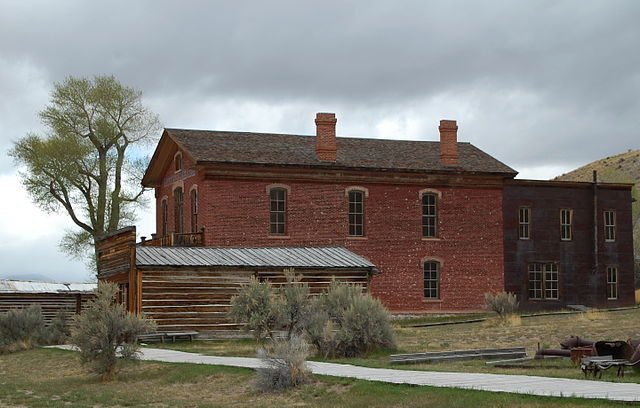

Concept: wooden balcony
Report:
left=139, top=231, right=204, bottom=247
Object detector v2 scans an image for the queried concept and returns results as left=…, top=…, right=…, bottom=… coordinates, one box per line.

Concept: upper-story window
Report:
left=518, top=207, right=530, bottom=240
left=604, top=210, right=616, bottom=242
left=423, top=261, right=440, bottom=299
left=190, top=188, right=198, bottom=233
left=174, top=187, right=184, bottom=233
left=269, top=187, right=287, bottom=235
left=560, top=209, right=572, bottom=241
left=422, top=193, right=438, bottom=238
left=348, top=190, right=365, bottom=236
left=175, top=152, right=182, bottom=172
left=161, top=199, right=168, bottom=236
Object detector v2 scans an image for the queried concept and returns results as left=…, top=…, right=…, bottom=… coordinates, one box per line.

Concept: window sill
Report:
left=268, top=235, right=290, bottom=239
left=422, top=298, right=442, bottom=303
left=347, top=236, right=367, bottom=240
left=421, top=237, right=441, bottom=241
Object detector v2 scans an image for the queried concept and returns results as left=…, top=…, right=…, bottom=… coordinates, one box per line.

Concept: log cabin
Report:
left=0, top=279, right=95, bottom=323
left=96, top=226, right=376, bottom=334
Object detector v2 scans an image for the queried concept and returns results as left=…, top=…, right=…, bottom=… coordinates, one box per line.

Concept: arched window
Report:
left=423, top=261, right=440, bottom=299
left=175, top=152, right=182, bottom=172
left=161, top=199, right=168, bottom=236
left=190, top=188, right=198, bottom=233
left=348, top=190, right=365, bottom=236
left=269, top=187, right=287, bottom=235
left=422, top=193, right=438, bottom=238
left=174, top=187, right=184, bottom=233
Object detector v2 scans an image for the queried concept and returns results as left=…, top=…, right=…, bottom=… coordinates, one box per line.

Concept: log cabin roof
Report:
left=142, top=128, right=518, bottom=186
left=0, top=279, right=96, bottom=294
left=136, top=246, right=375, bottom=269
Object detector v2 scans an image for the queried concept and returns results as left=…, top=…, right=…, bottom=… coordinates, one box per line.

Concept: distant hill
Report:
left=554, top=150, right=640, bottom=185
left=554, top=149, right=640, bottom=268
left=0, top=273, right=55, bottom=282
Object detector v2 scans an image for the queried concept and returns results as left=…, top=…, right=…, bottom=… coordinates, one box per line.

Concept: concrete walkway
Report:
left=53, top=346, right=640, bottom=402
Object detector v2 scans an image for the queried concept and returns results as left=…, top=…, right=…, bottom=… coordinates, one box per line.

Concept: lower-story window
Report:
left=607, top=266, right=618, bottom=300
left=423, top=261, right=440, bottom=299
left=528, top=263, right=558, bottom=300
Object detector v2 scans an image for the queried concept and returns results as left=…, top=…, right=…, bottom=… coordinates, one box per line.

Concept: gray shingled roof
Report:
left=136, top=246, right=375, bottom=269
left=166, top=129, right=517, bottom=175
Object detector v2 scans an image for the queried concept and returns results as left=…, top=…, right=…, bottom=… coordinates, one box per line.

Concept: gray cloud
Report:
left=1, top=0, right=639, bottom=279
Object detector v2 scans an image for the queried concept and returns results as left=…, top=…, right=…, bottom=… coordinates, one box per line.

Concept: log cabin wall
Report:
left=139, top=266, right=372, bottom=334
left=0, top=293, right=94, bottom=324
left=95, top=226, right=140, bottom=312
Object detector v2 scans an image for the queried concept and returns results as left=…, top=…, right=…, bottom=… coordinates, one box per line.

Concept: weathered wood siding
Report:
left=140, top=267, right=371, bottom=332
left=95, top=226, right=136, bottom=278
left=0, top=293, right=93, bottom=324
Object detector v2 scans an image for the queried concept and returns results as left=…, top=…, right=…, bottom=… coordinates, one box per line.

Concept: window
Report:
left=174, top=187, right=184, bottom=233
left=423, top=261, right=440, bottom=299
left=269, top=188, right=287, bottom=235
left=348, top=190, right=365, bottom=236
left=528, top=263, right=559, bottom=300
left=604, top=210, right=616, bottom=242
left=175, top=153, right=182, bottom=172
left=607, top=266, right=618, bottom=300
left=560, top=209, right=572, bottom=241
left=190, top=189, right=198, bottom=233
left=422, top=193, right=437, bottom=238
left=117, top=283, right=128, bottom=307
left=518, top=207, right=530, bottom=239
left=161, top=199, right=168, bottom=236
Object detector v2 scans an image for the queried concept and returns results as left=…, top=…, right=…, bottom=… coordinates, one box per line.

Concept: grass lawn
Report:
left=152, top=308, right=640, bottom=383
left=0, top=348, right=633, bottom=408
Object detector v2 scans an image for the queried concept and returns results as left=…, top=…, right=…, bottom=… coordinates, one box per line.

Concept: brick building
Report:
left=138, top=113, right=635, bottom=312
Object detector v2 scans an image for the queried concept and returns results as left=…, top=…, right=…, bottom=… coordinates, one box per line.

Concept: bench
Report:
left=391, top=347, right=527, bottom=364
left=137, top=331, right=199, bottom=343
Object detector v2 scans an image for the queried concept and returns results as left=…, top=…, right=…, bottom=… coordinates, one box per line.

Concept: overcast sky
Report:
left=1, top=0, right=638, bottom=283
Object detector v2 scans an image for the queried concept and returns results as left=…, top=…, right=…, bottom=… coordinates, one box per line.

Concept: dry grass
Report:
left=0, top=348, right=628, bottom=407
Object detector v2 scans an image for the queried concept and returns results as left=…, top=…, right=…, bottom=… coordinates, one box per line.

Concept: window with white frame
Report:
left=423, top=261, right=440, bottom=299
left=422, top=193, right=438, bottom=238
left=519, top=207, right=530, bottom=239
left=269, top=187, right=287, bottom=235
left=560, top=209, right=572, bottom=241
left=607, top=266, right=618, bottom=300
left=604, top=210, right=616, bottom=242
left=348, top=190, right=365, bottom=236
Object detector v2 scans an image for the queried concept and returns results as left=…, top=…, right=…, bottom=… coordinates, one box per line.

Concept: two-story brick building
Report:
left=131, top=113, right=634, bottom=314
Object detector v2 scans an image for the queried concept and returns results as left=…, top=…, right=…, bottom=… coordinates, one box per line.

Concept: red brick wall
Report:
left=155, top=154, right=505, bottom=312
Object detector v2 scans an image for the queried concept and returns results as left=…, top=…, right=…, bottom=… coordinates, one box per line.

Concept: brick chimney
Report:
left=439, top=119, right=459, bottom=166
left=315, top=112, right=337, bottom=162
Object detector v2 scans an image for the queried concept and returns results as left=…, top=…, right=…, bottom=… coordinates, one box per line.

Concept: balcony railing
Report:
left=139, top=231, right=204, bottom=247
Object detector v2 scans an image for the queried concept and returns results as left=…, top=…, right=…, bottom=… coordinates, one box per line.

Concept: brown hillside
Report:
left=554, top=149, right=640, bottom=184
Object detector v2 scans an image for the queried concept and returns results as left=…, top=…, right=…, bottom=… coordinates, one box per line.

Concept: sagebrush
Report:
left=0, top=305, right=45, bottom=354
left=255, top=335, right=310, bottom=391
left=306, top=281, right=396, bottom=357
left=71, top=282, right=156, bottom=381
left=229, top=273, right=396, bottom=358
left=484, top=291, right=519, bottom=318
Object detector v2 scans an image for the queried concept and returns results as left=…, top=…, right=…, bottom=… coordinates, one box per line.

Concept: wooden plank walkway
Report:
left=134, top=347, right=640, bottom=402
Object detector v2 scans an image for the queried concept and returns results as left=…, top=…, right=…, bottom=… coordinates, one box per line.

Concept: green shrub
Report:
left=484, top=291, right=519, bottom=318
left=273, top=270, right=311, bottom=340
left=255, top=335, right=310, bottom=391
left=228, top=276, right=281, bottom=340
left=305, top=281, right=396, bottom=358
left=40, top=309, right=70, bottom=345
left=0, top=305, right=45, bottom=354
left=71, top=282, right=156, bottom=381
